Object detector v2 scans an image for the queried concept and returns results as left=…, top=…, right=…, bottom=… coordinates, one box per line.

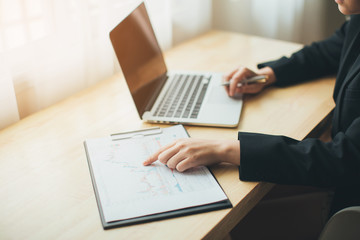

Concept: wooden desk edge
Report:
left=203, top=104, right=335, bottom=240
left=203, top=182, right=275, bottom=240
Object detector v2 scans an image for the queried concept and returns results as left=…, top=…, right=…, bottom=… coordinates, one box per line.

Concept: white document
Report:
left=85, top=125, right=229, bottom=223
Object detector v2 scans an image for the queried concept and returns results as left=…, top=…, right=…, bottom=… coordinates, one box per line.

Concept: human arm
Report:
left=237, top=18, right=359, bottom=187
left=224, top=66, right=276, bottom=97
left=143, top=20, right=350, bottom=174
left=258, top=19, right=347, bottom=87
left=225, top=18, right=347, bottom=96
left=239, top=117, right=360, bottom=187
left=143, top=138, right=240, bottom=172
left=142, top=118, right=360, bottom=185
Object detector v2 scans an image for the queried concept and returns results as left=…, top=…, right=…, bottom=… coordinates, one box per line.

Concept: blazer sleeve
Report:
left=238, top=117, right=360, bottom=187
left=258, top=20, right=348, bottom=87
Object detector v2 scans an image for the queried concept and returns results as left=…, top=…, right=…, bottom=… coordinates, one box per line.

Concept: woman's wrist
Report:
left=259, top=66, right=276, bottom=86
left=217, top=140, right=240, bottom=166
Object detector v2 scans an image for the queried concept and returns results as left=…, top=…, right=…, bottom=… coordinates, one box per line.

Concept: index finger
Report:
left=143, top=141, right=176, bottom=166
left=229, top=70, right=247, bottom=97
left=223, top=68, right=240, bottom=96
left=229, top=68, right=257, bottom=97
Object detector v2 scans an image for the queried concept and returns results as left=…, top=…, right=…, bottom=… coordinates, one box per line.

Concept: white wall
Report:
left=0, top=56, right=19, bottom=129
left=172, top=0, right=212, bottom=45
left=212, top=0, right=345, bottom=45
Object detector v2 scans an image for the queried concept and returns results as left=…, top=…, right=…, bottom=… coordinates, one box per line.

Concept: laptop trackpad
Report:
left=207, top=86, right=242, bottom=104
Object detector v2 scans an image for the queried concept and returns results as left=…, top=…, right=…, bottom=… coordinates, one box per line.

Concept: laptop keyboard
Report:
left=153, top=74, right=210, bottom=119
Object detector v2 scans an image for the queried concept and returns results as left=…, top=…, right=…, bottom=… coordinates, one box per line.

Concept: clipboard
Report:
left=84, top=125, right=232, bottom=229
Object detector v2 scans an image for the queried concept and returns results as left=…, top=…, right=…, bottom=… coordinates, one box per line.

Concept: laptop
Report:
left=109, top=2, right=243, bottom=127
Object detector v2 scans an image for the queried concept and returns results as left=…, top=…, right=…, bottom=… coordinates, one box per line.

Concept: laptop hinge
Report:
left=142, top=73, right=168, bottom=115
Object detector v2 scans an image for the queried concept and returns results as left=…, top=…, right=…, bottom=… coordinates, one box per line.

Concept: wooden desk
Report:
left=0, top=31, right=335, bottom=240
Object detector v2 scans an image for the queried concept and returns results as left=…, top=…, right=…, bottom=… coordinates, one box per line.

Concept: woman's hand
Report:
left=143, top=138, right=240, bottom=172
left=224, top=66, right=276, bottom=97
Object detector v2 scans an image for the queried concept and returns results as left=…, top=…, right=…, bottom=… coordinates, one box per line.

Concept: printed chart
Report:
left=85, top=125, right=228, bottom=223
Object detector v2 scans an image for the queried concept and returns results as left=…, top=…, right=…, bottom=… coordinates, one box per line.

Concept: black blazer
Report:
left=238, top=15, right=360, bottom=215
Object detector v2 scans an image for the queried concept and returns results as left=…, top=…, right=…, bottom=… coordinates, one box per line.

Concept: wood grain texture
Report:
left=0, top=31, right=335, bottom=240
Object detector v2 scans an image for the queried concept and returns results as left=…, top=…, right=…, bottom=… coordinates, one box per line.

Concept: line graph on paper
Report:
left=90, top=128, right=214, bottom=207
left=85, top=125, right=229, bottom=223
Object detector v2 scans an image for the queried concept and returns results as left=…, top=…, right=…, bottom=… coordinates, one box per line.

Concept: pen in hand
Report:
left=221, top=75, right=268, bottom=87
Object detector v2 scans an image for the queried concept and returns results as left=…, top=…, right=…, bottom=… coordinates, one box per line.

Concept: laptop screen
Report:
left=110, top=2, right=167, bottom=117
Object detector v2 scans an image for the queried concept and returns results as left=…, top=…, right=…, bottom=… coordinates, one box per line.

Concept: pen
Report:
left=221, top=75, right=268, bottom=87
